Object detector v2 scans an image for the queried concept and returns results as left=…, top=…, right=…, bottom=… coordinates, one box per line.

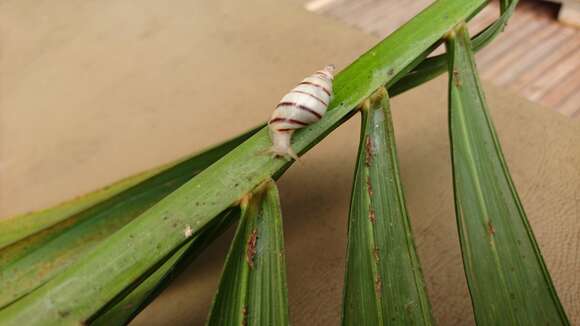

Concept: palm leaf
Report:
left=342, top=88, right=433, bottom=325
left=0, top=1, right=486, bottom=324
left=93, top=208, right=239, bottom=325
left=0, top=127, right=259, bottom=309
left=446, top=24, right=569, bottom=325
left=207, top=180, right=288, bottom=326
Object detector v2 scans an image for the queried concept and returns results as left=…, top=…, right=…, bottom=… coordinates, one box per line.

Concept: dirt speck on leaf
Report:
left=375, top=274, right=382, bottom=294
left=453, top=69, right=462, bottom=87
left=246, top=229, right=258, bottom=269
left=487, top=220, right=495, bottom=236
left=369, top=209, right=376, bottom=224
left=373, top=246, right=380, bottom=262
left=242, top=305, right=249, bottom=326
left=57, top=310, right=70, bottom=318
left=184, top=225, right=193, bottom=238
left=365, top=136, right=373, bottom=166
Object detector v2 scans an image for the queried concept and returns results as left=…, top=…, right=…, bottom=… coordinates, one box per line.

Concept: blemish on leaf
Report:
left=365, top=136, right=373, bottom=166
left=246, top=229, right=258, bottom=269
left=453, top=69, right=462, bottom=87
left=375, top=274, right=382, bottom=294
left=184, top=225, right=193, bottom=238
left=487, top=220, right=495, bottom=236
left=57, top=310, right=70, bottom=318
left=373, top=246, right=380, bottom=262
left=369, top=209, right=376, bottom=224
left=242, top=305, right=249, bottom=326
left=387, top=68, right=395, bottom=76
left=366, top=176, right=373, bottom=197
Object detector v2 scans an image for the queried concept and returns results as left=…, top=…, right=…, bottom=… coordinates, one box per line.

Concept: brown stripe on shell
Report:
left=276, top=101, right=323, bottom=119
left=289, top=90, right=328, bottom=106
left=297, top=81, right=331, bottom=97
left=269, top=117, right=309, bottom=126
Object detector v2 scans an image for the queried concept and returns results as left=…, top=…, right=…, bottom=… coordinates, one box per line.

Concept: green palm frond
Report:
left=446, top=23, right=569, bottom=325
left=207, top=181, right=288, bottom=326
left=342, top=88, right=433, bottom=325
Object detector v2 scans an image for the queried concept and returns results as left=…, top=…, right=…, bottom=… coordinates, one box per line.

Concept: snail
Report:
left=267, top=65, right=335, bottom=160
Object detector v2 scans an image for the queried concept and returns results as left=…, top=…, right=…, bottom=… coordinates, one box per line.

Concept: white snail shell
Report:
left=268, top=65, right=335, bottom=159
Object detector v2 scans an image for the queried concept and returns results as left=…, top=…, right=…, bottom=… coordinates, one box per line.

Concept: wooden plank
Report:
left=541, top=62, right=580, bottom=108
left=493, top=27, right=576, bottom=85
left=481, top=21, right=562, bottom=80
left=510, top=34, right=580, bottom=91
left=476, top=9, right=547, bottom=67
left=555, top=87, right=580, bottom=117
left=522, top=48, right=580, bottom=101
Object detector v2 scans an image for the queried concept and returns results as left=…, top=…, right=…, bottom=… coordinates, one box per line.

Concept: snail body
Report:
left=268, top=65, right=335, bottom=159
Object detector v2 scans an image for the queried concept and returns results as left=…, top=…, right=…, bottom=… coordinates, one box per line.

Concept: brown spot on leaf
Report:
left=246, top=229, right=258, bottom=269
left=375, top=275, right=382, bottom=294
left=366, top=176, right=373, bottom=197
left=365, top=136, right=373, bottom=166
left=57, top=310, right=70, bottom=318
left=453, top=69, right=462, bottom=87
left=487, top=220, right=495, bottom=236
left=369, top=209, right=376, bottom=224
left=387, top=68, right=395, bottom=76
left=373, top=246, right=380, bottom=262
left=242, top=305, right=249, bottom=326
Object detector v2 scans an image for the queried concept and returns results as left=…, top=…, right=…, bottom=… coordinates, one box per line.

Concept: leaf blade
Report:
left=92, top=208, right=240, bottom=325
left=342, top=90, right=433, bottom=326
left=207, top=181, right=288, bottom=326
left=446, top=24, right=569, bottom=325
